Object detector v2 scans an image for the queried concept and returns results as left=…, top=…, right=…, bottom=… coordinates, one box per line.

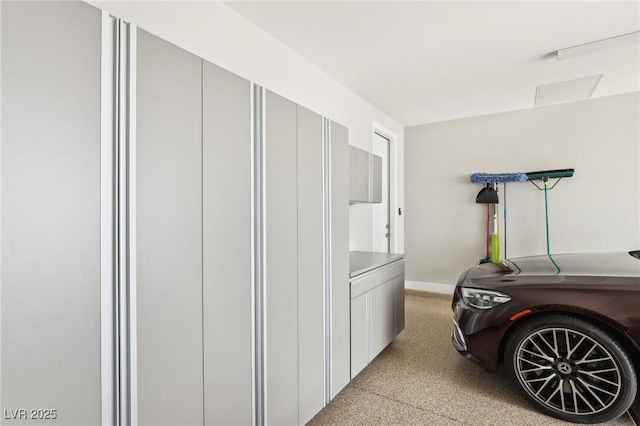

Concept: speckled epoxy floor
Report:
left=308, top=292, right=635, bottom=426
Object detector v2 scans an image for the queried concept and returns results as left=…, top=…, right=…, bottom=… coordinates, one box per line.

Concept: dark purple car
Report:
left=452, top=251, right=640, bottom=424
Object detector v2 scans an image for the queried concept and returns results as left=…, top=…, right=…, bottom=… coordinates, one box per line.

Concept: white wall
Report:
left=86, top=0, right=404, bottom=253
left=405, top=92, right=640, bottom=291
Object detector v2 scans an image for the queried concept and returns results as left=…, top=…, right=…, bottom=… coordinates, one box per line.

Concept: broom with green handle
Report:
left=526, top=169, right=575, bottom=256
left=471, top=173, right=527, bottom=262
left=491, top=184, right=499, bottom=262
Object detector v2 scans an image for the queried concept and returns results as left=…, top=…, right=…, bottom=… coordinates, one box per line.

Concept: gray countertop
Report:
left=350, top=251, right=405, bottom=278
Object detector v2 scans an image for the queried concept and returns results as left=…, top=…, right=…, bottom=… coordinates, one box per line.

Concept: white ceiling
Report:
left=226, top=1, right=640, bottom=126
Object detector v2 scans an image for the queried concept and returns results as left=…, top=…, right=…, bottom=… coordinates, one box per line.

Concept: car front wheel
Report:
left=505, top=315, right=637, bottom=424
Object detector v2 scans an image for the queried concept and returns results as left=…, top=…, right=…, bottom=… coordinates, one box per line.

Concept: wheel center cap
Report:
left=557, top=361, right=572, bottom=375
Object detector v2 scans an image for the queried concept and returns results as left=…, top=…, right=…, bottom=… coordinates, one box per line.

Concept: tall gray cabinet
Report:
left=202, top=60, right=253, bottom=426
left=1, top=3, right=349, bottom=425
left=136, top=29, right=204, bottom=425
left=136, top=29, right=254, bottom=425
left=296, top=105, right=326, bottom=424
left=330, top=123, right=351, bottom=399
left=263, top=93, right=347, bottom=425
left=264, top=91, right=300, bottom=425
left=1, top=2, right=102, bottom=424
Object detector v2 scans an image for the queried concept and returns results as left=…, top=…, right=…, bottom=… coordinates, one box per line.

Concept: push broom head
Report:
left=470, top=172, right=527, bottom=204
left=526, top=169, right=574, bottom=181
left=470, top=173, right=528, bottom=184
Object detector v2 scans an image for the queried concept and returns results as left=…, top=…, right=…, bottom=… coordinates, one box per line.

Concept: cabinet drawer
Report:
left=351, top=270, right=384, bottom=299
left=382, top=261, right=404, bottom=282
left=351, top=260, right=405, bottom=299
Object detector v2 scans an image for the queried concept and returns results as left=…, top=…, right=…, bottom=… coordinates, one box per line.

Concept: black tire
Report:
left=505, top=314, right=637, bottom=424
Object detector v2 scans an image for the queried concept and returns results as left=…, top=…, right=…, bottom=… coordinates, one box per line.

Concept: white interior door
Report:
left=372, top=132, right=390, bottom=252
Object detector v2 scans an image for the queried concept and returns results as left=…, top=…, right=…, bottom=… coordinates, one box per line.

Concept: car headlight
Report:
left=461, top=288, right=511, bottom=310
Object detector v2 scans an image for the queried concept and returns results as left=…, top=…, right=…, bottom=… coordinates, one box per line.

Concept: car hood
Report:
left=506, top=252, right=640, bottom=277
left=463, top=251, right=640, bottom=282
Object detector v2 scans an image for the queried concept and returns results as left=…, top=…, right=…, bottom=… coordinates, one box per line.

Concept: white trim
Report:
left=251, top=84, right=266, bottom=426
left=100, top=11, right=116, bottom=426
left=249, top=81, right=257, bottom=426
left=127, top=23, right=138, bottom=426
left=116, top=19, right=129, bottom=425
left=0, top=1, right=3, bottom=413
left=259, top=86, right=267, bottom=426
left=405, top=280, right=455, bottom=296
left=0, top=3, right=4, bottom=410
left=321, top=117, right=332, bottom=405
left=366, top=291, right=372, bottom=362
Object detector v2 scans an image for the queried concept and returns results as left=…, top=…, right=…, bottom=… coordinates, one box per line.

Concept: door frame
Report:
left=372, top=121, right=399, bottom=254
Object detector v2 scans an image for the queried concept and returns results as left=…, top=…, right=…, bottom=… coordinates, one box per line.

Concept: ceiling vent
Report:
left=535, top=74, right=603, bottom=106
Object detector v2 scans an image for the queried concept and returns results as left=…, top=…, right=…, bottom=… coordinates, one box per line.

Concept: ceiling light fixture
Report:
left=557, top=31, right=640, bottom=60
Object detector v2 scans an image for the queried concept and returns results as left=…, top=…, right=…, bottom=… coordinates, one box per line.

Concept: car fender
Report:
left=498, top=304, right=640, bottom=369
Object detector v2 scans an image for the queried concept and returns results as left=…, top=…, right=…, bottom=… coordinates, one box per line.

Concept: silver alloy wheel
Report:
left=514, top=327, right=622, bottom=416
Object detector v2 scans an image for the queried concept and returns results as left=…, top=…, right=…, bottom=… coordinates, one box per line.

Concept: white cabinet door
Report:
left=265, top=90, right=299, bottom=426
left=330, top=122, right=351, bottom=398
left=394, top=274, right=406, bottom=337
left=136, top=29, right=203, bottom=425
left=349, top=260, right=404, bottom=379
left=370, top=280, right=395, bottom=358
left=202, top=61, right=253, bottom=425
left=297, top=105, right=325, bottom=425
left=1, top=2, right=102, bottom=424
left=348, top=145, right=369, bottom=202
left=350, top=293, right=369, bottom=378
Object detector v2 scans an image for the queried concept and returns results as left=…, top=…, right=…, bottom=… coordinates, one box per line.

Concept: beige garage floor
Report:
left=308, top=292, right=635, bottom=426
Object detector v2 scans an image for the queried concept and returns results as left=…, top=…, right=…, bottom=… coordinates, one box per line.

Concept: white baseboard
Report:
left=405, top=280, right=455, bottom=295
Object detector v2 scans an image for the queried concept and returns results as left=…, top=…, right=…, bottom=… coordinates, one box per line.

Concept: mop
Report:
left=470, top=173, right=527, bottom=263
left=526, top=169, right=574, bottom=256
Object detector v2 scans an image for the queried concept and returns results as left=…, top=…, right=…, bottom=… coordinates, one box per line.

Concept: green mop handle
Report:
left=490, top=183, right=499, bottom=262
left=503, top=182, right=507, bottom=259
left=543, top=176, right=550, bottom=255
